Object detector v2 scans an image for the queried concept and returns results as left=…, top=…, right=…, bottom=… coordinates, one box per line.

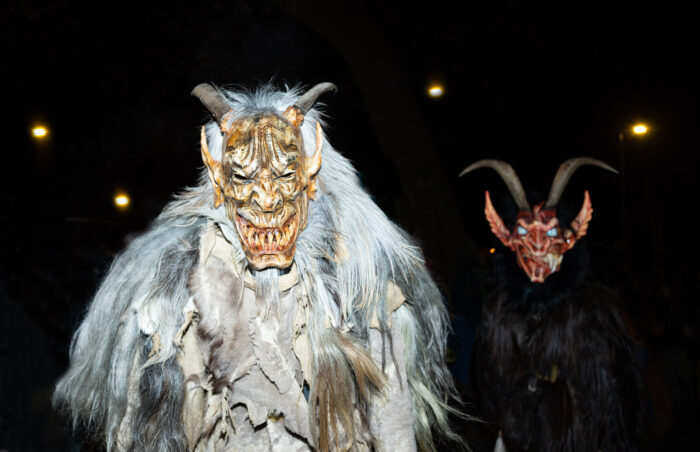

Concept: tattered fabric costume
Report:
left=54, top=83, right=460, bottom=452
left=462, top=159, right=643, bottom=452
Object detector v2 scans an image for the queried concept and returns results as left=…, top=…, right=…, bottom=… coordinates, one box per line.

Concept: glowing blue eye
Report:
left=517, top=226, right=527, bottom=235
left=547, top=228, right=558, bottom=237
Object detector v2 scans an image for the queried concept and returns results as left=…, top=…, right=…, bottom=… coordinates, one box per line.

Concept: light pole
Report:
left=619, top=123, right=648, bottom=267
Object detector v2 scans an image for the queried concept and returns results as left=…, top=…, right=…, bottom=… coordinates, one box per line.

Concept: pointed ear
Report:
left=570, top=190, right=593, bottom=239
left=562, top=190, right=593, bottom=251
left=219, top=111, right=235, bottom=133
left=200, top=127, right=225, bottom=208
left=283, top=106, right=304, bottom=127
left=306, top=122, right=323, bottom=200
left=485, top=191, right=513, bottom=249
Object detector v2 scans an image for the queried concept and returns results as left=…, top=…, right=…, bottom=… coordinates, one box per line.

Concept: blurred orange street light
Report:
left=632, top=124, right=648, bottom=135
left=428, top=85, right=444, bottom=98
left=32, top=126, right=48, bottom=138
left=115, top=194, right=130, bottom=208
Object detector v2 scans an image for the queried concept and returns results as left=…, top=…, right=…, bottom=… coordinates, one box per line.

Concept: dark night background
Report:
left=1, top=1, right=698, bottom=450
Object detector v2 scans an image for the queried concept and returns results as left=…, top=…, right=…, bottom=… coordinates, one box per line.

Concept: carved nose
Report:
left=252, top=180, right=283, bottom=213
left=529, top=230, right=546, bottom=249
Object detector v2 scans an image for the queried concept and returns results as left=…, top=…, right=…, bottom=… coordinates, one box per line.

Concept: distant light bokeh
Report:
left=114, top=194, right=130, bottom=207
left=632, top=124, right=648, bottom=134
left=428, top=85, right=444, bottom=97
left=32, top=126, right=48, bottom=138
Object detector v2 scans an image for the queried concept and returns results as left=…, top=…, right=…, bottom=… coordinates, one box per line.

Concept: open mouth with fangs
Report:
left=518, top=252, right=564, bottom=282
left=234, top=213, right=299, bottom=254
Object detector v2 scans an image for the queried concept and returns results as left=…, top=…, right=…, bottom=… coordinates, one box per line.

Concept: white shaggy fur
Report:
left=54, top=83, right=462, bottom=451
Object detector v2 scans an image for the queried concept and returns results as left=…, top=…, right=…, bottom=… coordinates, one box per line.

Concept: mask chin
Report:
left=246, top=249, right=296, bottom=270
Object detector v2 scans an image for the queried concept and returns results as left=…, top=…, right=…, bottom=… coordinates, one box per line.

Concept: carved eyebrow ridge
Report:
left=518, top=217, right=559, bottom=228
left=224, top=117, right=302, bottom=179
left=262, top=125, right=299, bottom=172
left=226, top=129, right=253, bottom=151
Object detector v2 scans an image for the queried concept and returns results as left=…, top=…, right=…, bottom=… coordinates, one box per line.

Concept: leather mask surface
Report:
left=509, top=203, right=572, bottom=283
left=461, top=158, right=616, bottom=284
left=484, top=189, right=591, bottom=283
left=201, top=115, right=322, bottom=270
left=192, top=82, right=336, bottom=270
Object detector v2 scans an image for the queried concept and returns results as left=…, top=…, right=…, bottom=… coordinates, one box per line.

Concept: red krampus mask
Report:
left=192, top=83, right=336, bottom=270
left=461, top=158, right=617, bottom=283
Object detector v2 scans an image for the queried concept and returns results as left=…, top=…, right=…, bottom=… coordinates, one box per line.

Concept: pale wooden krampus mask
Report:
left=192, top=82, right=336, bottom=270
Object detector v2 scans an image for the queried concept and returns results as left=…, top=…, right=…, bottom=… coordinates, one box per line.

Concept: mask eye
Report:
left=547, top=228, right=558, bottom=237
left=276, top=172, right=295, bottom=181
left=517, top=226, right=527, bottom=235
left=232, top=174, right=252, bottom=184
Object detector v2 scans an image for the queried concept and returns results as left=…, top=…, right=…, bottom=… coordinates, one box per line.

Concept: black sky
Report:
left=3, top=1, right=698, bottom=229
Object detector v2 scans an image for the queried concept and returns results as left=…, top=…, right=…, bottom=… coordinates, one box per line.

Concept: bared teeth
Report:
left=236, top=214, right=298, bottom=252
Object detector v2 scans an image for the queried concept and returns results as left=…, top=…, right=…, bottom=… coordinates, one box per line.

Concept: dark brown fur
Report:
left=475, top=283, right=643, bottom=451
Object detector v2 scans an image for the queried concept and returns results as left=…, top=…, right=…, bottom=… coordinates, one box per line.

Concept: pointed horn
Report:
left=460, top=159, right=530, bottom=211
left=545, top=157, right=618, bottom=208
left=191, top=83, right=232, bottom=123
left=293, top=82, right=338, bottom=114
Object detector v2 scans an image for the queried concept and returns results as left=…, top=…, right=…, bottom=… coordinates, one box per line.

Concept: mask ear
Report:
left=570, top=190, right=593, bottom=238
left=485, top=191, right=513, bottom=249
left=283, top=106, right=304, bottom=127
left=200, top=127, right=225, bottom=208
left=564, top=190, right=593, bottom=250
left=306, top=122, right=323, bottom=200
left=282, top=82, right=338, bottom=128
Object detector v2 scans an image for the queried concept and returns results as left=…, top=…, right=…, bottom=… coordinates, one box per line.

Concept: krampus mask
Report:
left=461, top=158, right=617, bottom=283
left=192, top=82, right=335, bottom=270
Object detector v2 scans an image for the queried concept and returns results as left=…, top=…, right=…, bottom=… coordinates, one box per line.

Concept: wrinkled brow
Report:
left=227, top=130, right=252, bottom=150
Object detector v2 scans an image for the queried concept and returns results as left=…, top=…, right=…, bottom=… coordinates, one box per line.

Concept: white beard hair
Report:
left=253, top=266, right=281, bottom=317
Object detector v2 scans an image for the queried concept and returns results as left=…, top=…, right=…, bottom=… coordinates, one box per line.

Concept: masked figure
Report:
left=54, top=83, right=460, bottom=452
left=462, top=159, right=642, bottom=452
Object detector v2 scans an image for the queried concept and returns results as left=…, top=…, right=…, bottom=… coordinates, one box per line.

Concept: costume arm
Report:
left=115, top=352, right=142, bottom=451
left=368, top=306, right=417, bottom=452
left=115, top=301, right=205, bottom=451
left=175, top=304, right=206, bottom=450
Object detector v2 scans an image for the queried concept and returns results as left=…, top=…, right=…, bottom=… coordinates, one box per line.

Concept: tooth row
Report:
left=543, top=254, right=563, bottom=272
left=239, top=216, right=298, bottom=251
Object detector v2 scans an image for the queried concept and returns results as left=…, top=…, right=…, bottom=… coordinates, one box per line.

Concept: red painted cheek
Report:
left=549, top=240, right=567, bottom=253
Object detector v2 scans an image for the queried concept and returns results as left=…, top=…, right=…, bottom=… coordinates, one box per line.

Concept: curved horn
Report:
left=191, top=83, right=232, bottom=123
left=460, top=160, right=530, bottom=211
left=545, top=157, right=618, bottom=207
left=293, top=82, right=338, bottom=114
